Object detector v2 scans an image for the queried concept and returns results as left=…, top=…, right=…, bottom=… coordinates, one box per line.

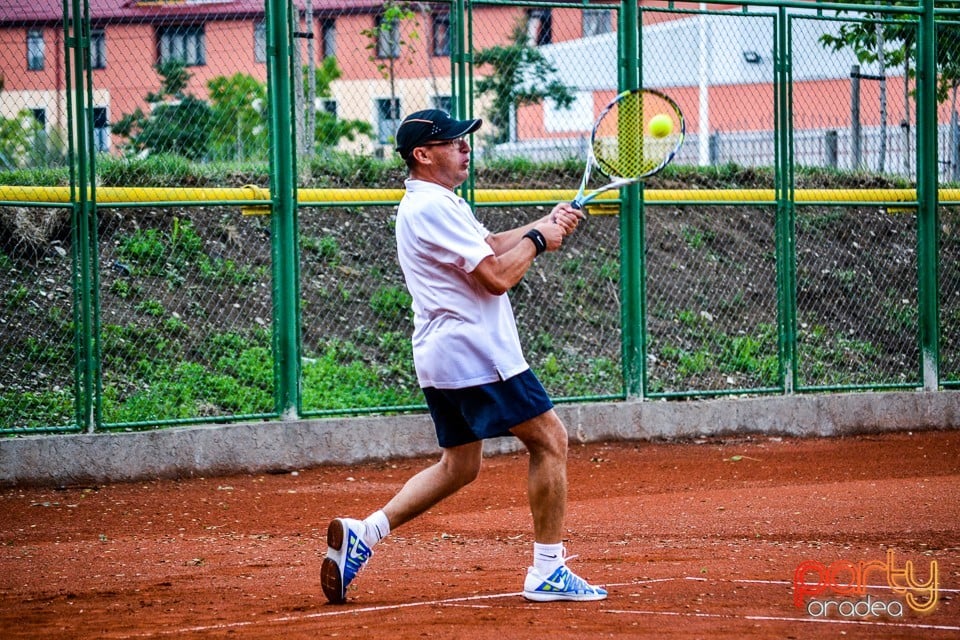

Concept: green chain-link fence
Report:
left=936, top=11, right=960, bottom=387
left=0, top=0, right=956, bottom=434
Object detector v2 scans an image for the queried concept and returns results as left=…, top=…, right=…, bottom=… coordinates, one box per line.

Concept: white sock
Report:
left=533, top=542, right=564, bottom=574
left=362, top=510, right=390, bottom=548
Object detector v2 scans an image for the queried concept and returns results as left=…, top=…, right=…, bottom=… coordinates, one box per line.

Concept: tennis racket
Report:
left=571, top=88, right=684, bottom=210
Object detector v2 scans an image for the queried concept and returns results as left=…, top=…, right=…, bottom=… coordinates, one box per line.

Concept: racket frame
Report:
left=571, top=88, right=684, bottom=210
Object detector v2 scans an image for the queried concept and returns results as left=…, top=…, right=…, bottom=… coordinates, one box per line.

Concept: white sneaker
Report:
left=320, top=518, right=373, bottom=604
left=522, top=561, right=607, bottom=602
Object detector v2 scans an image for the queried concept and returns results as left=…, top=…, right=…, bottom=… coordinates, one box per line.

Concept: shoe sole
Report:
left=320, top=519, right=347, bottom=604
left=523, top=590, right=607, bottom=602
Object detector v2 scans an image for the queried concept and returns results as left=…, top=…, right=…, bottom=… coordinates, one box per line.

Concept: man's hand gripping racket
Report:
left=571, top=88, right=685, bottom=212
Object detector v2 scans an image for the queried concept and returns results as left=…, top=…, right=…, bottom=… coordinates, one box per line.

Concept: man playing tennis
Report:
left=320, top=109, right=606, bottom=604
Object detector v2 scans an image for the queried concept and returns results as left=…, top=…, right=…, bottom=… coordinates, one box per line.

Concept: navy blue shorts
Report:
left=422, top=369, right=554, bottom=448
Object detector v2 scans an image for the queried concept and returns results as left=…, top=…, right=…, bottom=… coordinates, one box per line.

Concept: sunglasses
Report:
left=421, top=136, right=469, bottom=149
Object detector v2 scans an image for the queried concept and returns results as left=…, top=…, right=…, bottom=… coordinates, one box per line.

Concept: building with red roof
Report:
left=1, top=0, right=620, bottom=159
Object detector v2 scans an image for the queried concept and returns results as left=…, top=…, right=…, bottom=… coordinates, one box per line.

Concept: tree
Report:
left=0, top=110, right=42, bottom=170
left=361, top=1, right=420, bottom=140
left=819, top=6, right=913, bottom=173
left=819, top=1, right=960, bottom=172
left=473, top=22, right=576, bottom=144
left=0, top=74, right=50, bottom=169
left=112, top=60, right=213, bottom=161
left=205, top=61, right=372, bottom=161
left=208, top=73, right=268, bottom=161
left=308, top=57, right=373, bottom=149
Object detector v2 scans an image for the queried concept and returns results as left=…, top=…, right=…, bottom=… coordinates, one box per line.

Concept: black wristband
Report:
left=524, top=229, right=547, bottom=256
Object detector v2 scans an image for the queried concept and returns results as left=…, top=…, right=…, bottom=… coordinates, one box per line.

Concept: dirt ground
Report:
left=1, top=429, right=958, bottom=639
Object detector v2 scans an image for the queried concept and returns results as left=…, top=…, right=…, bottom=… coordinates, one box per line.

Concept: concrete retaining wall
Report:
left=2, top=391, right=957, bottom=487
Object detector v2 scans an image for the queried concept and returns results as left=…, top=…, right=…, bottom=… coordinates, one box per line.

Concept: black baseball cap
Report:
left=395, top=109, right=482, bottom=159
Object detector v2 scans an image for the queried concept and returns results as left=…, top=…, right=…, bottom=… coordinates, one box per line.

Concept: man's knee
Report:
left=439, top=445, right=483, bottom=487
left=513, top=411, right=568, bottom=459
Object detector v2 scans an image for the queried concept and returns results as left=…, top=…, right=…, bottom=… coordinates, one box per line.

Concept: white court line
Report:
left=130, top=592, right=525, bottom=637
left=120, top=576, right=959, bottom=638
left=127, top=578, right=676, bottom=638
left=122, top=580, right=667, bottom=638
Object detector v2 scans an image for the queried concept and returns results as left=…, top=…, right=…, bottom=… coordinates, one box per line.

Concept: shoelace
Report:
left=553, top=552, right=603, bottom=592
left=561, top=568, right=596, bottom=591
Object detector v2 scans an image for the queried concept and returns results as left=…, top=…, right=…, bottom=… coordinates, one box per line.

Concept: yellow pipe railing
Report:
left=1, top=185, right=958, bottom=208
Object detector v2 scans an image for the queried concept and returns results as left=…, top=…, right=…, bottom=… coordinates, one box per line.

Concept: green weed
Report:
left=369, top=285, right=412, bottom=323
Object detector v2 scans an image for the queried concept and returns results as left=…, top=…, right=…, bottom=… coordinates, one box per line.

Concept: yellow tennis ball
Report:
left=649, top=114, right=673, bottom=138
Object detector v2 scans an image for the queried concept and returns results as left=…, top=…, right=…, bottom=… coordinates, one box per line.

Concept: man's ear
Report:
left=411, top=146, right=432, bottom=165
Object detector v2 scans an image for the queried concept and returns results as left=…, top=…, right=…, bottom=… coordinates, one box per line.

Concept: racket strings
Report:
left=593, top=93, right=681, bottom=179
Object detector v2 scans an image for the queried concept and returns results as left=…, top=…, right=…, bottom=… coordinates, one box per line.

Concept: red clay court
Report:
left=1, top=429, right=958, bottom=639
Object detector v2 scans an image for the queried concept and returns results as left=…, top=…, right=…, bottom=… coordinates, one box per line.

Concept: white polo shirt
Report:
left=396, top=179, right=529, bottom=389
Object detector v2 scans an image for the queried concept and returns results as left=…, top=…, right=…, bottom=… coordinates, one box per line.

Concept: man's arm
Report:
left=471, top=235, right=547, bottom=296
left=471, top=203, right=584, bottom=296
left=485, top=203, right=583, bottom=256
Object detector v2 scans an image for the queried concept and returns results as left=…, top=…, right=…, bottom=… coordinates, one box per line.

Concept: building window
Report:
left=582, top=9, right=611, bottom=37
left=318, top=99, right=337, bottom=117
left=376, top=97, right=401, bottom=144
left=27, top=29, right=45, bottom=70
left=29, top=108, right=48, bottom=161
left=254, top=20, right=266, bottom=63
left=158, top=25, right=205, bottom=66
left=432, top=12, right=450, bottom=56
left=322, top=19, right=336, bottom=58
left=375, top=14, right=400, bottom=59
left=90, top=29, right=106, bottom=69
left=93, top=107, right=109, bottom=152
left=31, top=108, right=47, bottom=128
left=527, top=9, right=552, bottom=46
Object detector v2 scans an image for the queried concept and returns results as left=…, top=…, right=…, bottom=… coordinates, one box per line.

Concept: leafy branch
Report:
left=474, top=22, right=575, bottom=145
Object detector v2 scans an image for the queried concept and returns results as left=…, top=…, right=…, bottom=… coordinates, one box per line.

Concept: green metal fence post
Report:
left=452, top=0, right=474, bottom=200
left=916, top=0, right=940, bottom=390
left=63, top=0, right=82, bottom=431
left=451, top=0, right=467, bottom=119
left=66, top=0, right=99, bottom=431
left=774, top=7, right=797, bottom=394
left=266, top=0, right=302, bottom=418
left=84, top=0, right=105, bottom=432
left=621, top=0, right=643, bottom=399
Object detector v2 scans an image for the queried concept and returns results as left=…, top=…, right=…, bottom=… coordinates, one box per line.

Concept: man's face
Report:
left=414, top=136, right=472, bottom=190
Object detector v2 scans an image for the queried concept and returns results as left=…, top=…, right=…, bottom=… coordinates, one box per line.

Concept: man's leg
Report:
left=381, top=440, right=484, bottom=529
left=509, top=409, right=568, bottom=543
left=321, top=440, right=483, bottom=603
left=511, top=409, right=607, bottom=602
